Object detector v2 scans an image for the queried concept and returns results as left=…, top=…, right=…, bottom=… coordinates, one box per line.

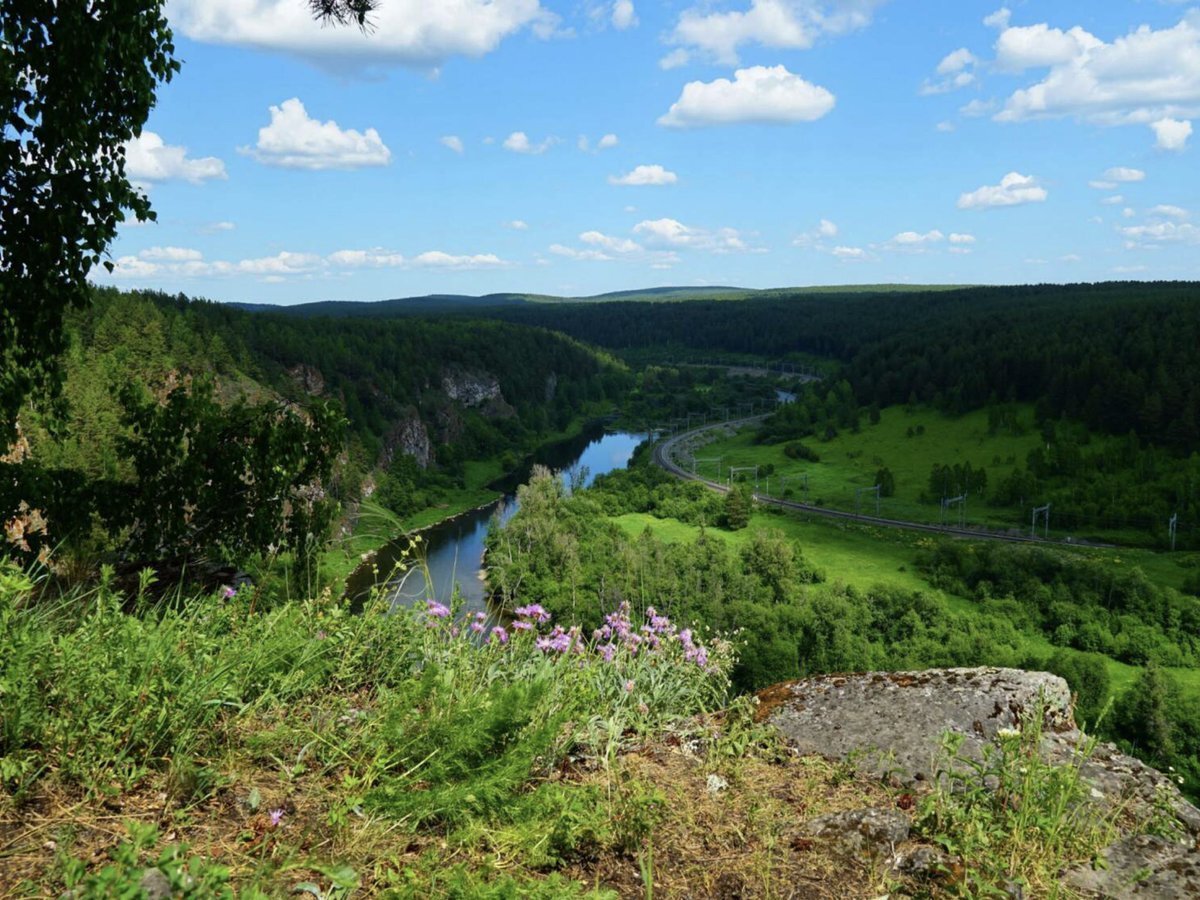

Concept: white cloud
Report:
left=1152, top=117, right=1192, bottom=151
left=201, top=221, right=236, bottom=234
left=503, top=131, right=557, bottom=154
left=608, top=164, right=678, bottom=186
left=441, top=135, right=465, bottom=154
left=1150, top=204, right=1189, bottom=219
left=633, top=217, right=748, bottom=252
left=168, top=0, right=552, bottom=70
left=328, top=249, right=406, bottom=268
left=506, top=219, right=530, bottom=230
left=139, top=246, right=204, bottom=262
left=949, top=233, right=976, bottom=244
left=411, top=251, right=506, bottom=269
left=549, top=243, right=613, bottom=262
left=921, top=48, right=977, bottom=95
left=936, top=120, right=956, bottom=133
left=612, top=0, right=637, bottom=30
left=1101, top=195, right=1124, bottom=206
left=124, top=131, right=226, bottom=184
left=983, top=7, right=1011, bottom=30
left=106, top=245, right=507, bottom=280
left=1123, top=207, right=1136, bottom=219
left=794, top=219, right=837, bottom=246
left=1121, top=219, right=1200, bottom=245
left=665, top=0, right=887, bottom=66
left=831, top=245, right=869, bottom=260
left=993, top=12, right=1200, bottom=138
left=1060, top=253, right=1082, bottom=262
left=1088, top=180, right=1117, bottom=190
left=885, top=229, right=945, bottom=251
left=957, top=172, right=1048, bottom=209
left=598, top=133, right=619, bottom=149
left=659, top=65, right=835, bottom=128
left=659, top=48, right=690, bottom=70
left=994, top=23, right=1100, bottom=72
left=960, top=98, right=996, bottom=117
left=1105, top=167, right=1145, bottom=183
left=580, top=230, right=642, bottom=254
left=245, top=98, right=390, bottom=170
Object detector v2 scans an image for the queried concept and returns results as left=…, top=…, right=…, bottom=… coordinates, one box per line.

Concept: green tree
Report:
left=0, top=2, right=180, bottom=442
left=875, top=466, right=896, bottom=498
left=723, top=486, right=751, bottom=531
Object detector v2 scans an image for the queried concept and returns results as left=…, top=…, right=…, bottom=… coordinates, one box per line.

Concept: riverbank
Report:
left=320, top=412, right=623, bottom=594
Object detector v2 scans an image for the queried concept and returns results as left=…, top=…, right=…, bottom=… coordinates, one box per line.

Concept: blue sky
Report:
left=98, top=1, right=1200, bottom=304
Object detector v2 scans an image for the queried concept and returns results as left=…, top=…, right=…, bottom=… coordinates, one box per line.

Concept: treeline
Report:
left=480, top=282, right=1200, bottom=450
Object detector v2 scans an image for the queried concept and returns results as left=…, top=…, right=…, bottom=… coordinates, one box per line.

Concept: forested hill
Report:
left=482, top=281, right=1200, bottom=450
left=6, top=288, right=628, bottom=568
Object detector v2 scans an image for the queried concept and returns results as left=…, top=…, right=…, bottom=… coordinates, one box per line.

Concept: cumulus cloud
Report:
left=549, top=244, right=613, bottom=262
left=1121, top=219, right=1200, bottom=247
left=665, top=0, right=887, bottom=66
left=506, top=219, right=530, bottom=230
left=200, top=221, right=236, bottom=234
left=1101, top=195, right=1125, bottom=206
left=441, top=135, right=465, bottom=154
left=608, top=164, right=678, bottom=186
left=921, top=47, right=977, bottom=95
left=245, top=98, right=391, bottom=170
left=611, top=0, right=637, bottom=30
left=579, top=133, right=619, bottom=152
left=1089, top=180, right=1117, bottom=190
left=831, top=245, right=869, bottom=260
left=633, top=217, right=748, bottom=252
left=890, top=229, right=944, bottom=245
left=1150, top=204, right=1189, bottom=219
left=990, top=11, right=1200, bottom=141
left=1152, top=117, right=1192, bottom=151
left=793, top=218, right=839, bottom=247
left=659, top=48, right=691, bottom=70
left=658, top=65, right=835, bottom=128
left=106, top=244, right=506, bottom=281
left=124, top=131, right=226, bottom=184
left=503, top=131, right=557, bottom=154
left=983, top=7, right=1011, bottom=30
left=949, top=233, right=976, bottom=244
left=957, top=172, right=1048, bottom=209
left=411, top=251, right=506, bottom=268
left=580, top=230, right=642, bottom=253
left=167, top=0, right=553, bottom=71
left=1105, top=167, right=1145, bottom=183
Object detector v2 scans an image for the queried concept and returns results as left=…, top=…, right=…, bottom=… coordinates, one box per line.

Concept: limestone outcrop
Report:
left=758, top=667, right=1200, bottom=898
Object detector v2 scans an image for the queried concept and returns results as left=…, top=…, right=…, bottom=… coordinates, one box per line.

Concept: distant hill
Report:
left=232, top=284, right=973, bottom=318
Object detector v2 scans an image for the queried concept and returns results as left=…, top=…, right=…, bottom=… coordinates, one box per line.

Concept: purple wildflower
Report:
left=514, top=603, right=551, bottom=623
left=599, top=643, right=616, bottom=662
left=425, top=600, right=451, bottom=619
left=269, top=809, right=284, bottom=827
left=471, top=621, right=485, bottom=633
left=222, top=586, right=237, bottom=599
left=512, top=620, right=533, bottom=631
left=490, top=626, right=510, bottom=645
left=624, top=679, right=635, bottom=693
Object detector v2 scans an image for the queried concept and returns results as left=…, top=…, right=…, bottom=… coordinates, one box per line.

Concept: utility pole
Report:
left=729, top=466, right=759, bottom=490
left=856, top=484, right=882, bottom=516
left=1032, top=503, right=1051, bottom=539
left=693, top=456, right=722, bottom=479
left=1169, top=512, right=1178, bottom=551
left=942, top=493, right=968, bottom=528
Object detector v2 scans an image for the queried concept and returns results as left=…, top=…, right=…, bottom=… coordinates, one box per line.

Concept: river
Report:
left=346, top=425, right=648, bottom=619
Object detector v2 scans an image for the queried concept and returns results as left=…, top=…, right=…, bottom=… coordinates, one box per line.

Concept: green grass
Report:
left=699, top=405, right=1056, bottom=530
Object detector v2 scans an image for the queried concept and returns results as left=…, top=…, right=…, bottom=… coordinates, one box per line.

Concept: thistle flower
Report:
left=269, top=809, right=285, bottom=827
left=425, top=600, right=451, bottom=619
left=490, top=626, right=509, bottom=644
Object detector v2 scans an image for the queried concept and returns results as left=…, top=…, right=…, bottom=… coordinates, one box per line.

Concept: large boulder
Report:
left=758, top=667, right=1200, bottom=898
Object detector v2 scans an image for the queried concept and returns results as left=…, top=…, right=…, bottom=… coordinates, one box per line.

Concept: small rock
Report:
left=807, top=807, right=910, bottom=858
left=42, top=840, right=56, bottom=851
left=706, top=773, right=729, bottom=796
left=139, top=868, right=173, bottom=900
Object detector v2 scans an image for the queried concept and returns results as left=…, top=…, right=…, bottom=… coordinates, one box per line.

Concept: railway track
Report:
left=651, top=418, right=1107, bottom=547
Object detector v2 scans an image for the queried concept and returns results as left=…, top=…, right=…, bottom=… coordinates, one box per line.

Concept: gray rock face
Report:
left=1064, top=836, right=1200, bottom=898
left=286, top=363, right=325, bottom=396
left=761, top=667, right=1200, bottom=898
left=382, top=410, right=433, bottom=470
left=762, top=667, right=1073, bottom=785
left=442, top=370, right=502, bottom=408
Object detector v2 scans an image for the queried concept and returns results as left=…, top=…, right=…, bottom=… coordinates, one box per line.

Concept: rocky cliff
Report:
left=758, top=667, right=1200, bottom=898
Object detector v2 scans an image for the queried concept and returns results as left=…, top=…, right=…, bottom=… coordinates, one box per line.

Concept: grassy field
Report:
left=610, top=504, right=1200, bottom=703
left=698, top=405, right=1055, bottom=530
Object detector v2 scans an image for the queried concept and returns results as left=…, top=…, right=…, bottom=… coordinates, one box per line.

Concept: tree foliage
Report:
left=0, top=1, right=179, bottom=442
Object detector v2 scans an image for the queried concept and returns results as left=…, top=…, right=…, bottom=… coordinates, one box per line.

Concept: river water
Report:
left=347, top=425, right=647, bottom=618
